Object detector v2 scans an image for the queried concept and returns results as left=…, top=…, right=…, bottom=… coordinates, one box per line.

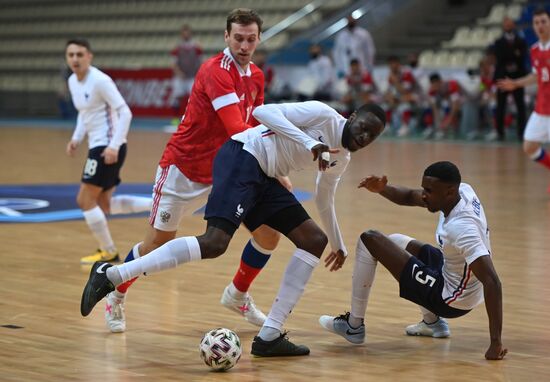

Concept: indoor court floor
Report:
left=1, top=126, right=549, bottom=381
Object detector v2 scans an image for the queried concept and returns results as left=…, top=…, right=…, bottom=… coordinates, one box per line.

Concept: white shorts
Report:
left=149, top=164, right=211, bottom=231
left=524, top=112, right=550, bottom=142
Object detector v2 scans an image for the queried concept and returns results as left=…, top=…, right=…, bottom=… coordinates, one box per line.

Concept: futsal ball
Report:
left=199, top=328, right=242, bottom=371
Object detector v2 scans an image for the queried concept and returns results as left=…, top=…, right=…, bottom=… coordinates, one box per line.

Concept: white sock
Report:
left=82, top=206, right=116, bottom=253
left=107, top=236, right=201, bottom=285
left=261, top=248, right=319, bottom=340
left=349, top=237, right=377, bottom=328
left=420, top=306, right=438, bottom=324
left=110, top=195, right=152, bottom=214
left=228, top=282, right=246, bottom=300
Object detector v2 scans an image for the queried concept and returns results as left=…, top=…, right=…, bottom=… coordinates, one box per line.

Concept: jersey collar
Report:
left=223, top=47, right=252, bottom=77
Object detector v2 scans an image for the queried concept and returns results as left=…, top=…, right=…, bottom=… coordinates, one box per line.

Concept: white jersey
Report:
left=436, top=183, right=491, bottom=310
left=68, top=66, right=130, bottom=150
left=232, top=101, right=351, bottom=255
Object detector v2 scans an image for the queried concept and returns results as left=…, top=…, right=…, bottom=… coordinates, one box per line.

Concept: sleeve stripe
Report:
left=212, top=92, right=240, bottom=111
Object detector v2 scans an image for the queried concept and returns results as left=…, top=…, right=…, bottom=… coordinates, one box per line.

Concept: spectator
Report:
left=299, top=44, right=335, bottom=101
left=170, top=24, right=203, bottom=117
left=384, top=56, right=419, bottom=137
left=342, top=58, right=378, bottom=116
left=491, top=17, right=529, bottom=141
left=426, top=73, right=462, bottom=139
left=478, top=57, right=498, bottom=140
left=333, top=15, right=376, bottom=77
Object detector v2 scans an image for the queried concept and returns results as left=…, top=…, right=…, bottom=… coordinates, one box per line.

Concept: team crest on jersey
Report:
left=160, top=210, right=171, bottom=223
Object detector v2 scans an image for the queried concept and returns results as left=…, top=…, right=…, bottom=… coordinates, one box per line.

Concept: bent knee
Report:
left=523, top=141, right=540, bottom=157
left=297, top=229, right=328, bottom=255
left=199, top=239, right=229, bottom=259
left=360, top=229, right=383, bottom=245
left=252, top=228, right=280, bottom=251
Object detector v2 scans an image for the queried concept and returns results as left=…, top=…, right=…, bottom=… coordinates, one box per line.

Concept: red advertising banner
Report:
left=105, top=68, right=175, bottom=117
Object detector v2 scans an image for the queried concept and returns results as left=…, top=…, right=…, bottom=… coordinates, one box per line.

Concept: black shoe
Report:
left=80, top=262, right=115, bottom=317
left=251, top=333, right=310, bottom=357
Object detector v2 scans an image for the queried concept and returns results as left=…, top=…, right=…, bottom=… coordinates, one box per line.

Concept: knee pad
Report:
left=388, top=233, right=414, bottom=250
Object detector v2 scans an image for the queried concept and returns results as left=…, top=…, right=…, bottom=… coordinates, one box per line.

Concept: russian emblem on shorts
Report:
left=160, top=210, right=171, bottom=223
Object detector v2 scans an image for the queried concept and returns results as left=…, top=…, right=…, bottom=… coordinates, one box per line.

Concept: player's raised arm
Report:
left=469, top=255, right=507, bottom=360
left=358, top=175, right=425, bottom=207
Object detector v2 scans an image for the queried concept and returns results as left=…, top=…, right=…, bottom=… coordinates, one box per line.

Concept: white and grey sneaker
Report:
left=105, top=292, right=126, bottom=333
left=220, top=286, right=266, bottom=327
left=319, top=312, right=365, bottom=344
left=405, top=318, right=450, bottom=338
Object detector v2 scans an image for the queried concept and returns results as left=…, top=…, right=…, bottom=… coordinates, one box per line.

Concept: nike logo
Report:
left=346, top=329, right=362, bottom=335
left=96, top=263, right=109, bottom=274
left=318, top=135, right=324, bottom=143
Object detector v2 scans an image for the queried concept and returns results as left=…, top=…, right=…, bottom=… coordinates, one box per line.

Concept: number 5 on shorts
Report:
left=412, top=263, right=436, bottom=287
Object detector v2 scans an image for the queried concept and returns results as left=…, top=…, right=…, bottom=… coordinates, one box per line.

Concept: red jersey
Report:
left=388, top=70, right=416, bottom=93
left=347, top=71, right=375, bottom=93
left=530, top=42, right=550, bottom=115
left=429, top=80, right=461, bottom=102
left=160, top=48, right=264, bottom=183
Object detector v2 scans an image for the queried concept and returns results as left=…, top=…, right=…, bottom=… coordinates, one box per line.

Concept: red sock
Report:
left=536, top=151, right=550, bottom=171
left=232, top=262, right=262, bottom=293
left=116, top=277, right=138, bottom=294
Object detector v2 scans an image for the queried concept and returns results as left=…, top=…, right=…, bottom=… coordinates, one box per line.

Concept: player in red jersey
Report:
left=499, top=9, right=550, bottom=186
left=383, top=56, right=419, bottom=137
left=102, top=8, right=283, bottom=333
left=427, top=73, right=462, bottom=139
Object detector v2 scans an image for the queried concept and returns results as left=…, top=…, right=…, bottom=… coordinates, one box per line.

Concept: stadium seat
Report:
left=477, top=4, right=506, bottom=26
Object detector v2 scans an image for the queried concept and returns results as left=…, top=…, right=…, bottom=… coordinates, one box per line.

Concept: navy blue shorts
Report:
left=81, top=144, right=127, bottom=190
left=204, top=140, right=302, bottom=233
left=399, top=244, right=470, bottom=318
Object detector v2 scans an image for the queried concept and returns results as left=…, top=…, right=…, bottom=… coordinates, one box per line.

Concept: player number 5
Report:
left=412, top=264, right=436, bottom=287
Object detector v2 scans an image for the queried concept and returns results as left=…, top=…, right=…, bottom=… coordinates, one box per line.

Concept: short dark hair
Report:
left=534, top=7, right=550, bottom=18
left=423, top=161, right=461, bottom=185
left=350, top=58, right=360, bottom=66
left=357, top=103, right=386, bottom=127
left=387, top=55, right=400, bottom=63
left=66, top=38, right=92, bottom=52
left=226, top=8, right=263, bottom=34
left=429, top=72, right=442, bottom=82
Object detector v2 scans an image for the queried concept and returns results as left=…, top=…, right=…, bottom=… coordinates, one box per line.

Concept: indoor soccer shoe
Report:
left=220, top=286, right=266, bottom=327
left=405, top=318, right=450, bottom=338
left=318, top=312, right=365, bottom=344
left=105, top=292, right=126, bottom=333
left=80, top=249, right=120, bottom=264
left=251, top=333, right=310, bottom=357
left=81, top=262, right=115, bottom=317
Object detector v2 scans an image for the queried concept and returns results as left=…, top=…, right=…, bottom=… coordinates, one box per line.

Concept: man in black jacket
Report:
left=491, top=17, right=528, bottom=141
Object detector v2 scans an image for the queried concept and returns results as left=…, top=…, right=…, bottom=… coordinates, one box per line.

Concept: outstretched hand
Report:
left=358, top=175, right=388, bottom=193
left=324, top=250, right=346, bottom=272
left=311, top=144, right=340, bottom=171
